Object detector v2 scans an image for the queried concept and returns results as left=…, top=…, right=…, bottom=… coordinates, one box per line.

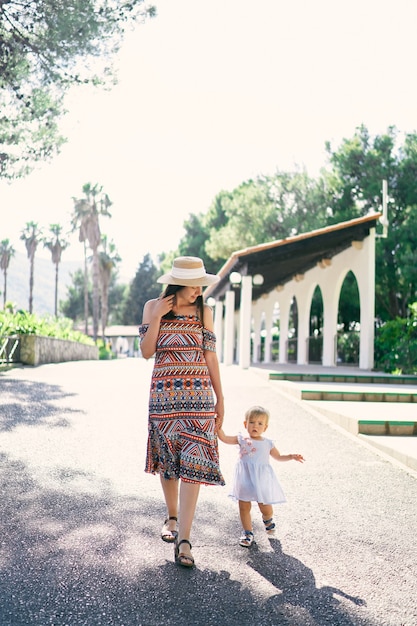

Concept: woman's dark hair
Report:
left=162, top=284, right=204, bottom=324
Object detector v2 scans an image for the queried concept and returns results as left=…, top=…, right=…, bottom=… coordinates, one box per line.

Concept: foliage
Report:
left=374, top=303, right=417, bottom=374
left=97, top=339, right=116, bottom=360
left=0, top=238, right=15, bottom=307
left=176, top=212, right=223, bottom=275
left=121, top=253, right=160, bottom=325
left=338, top=271, right=360, bottom=331
left=0, top=310, right=94, bottom=345
left=324, top=125, right=417, bottom=320
left=71, top=182, right=112, bottom=341
left=204, top=172, right=329, bottom=262
left=98, top=234, right=121, bottom=337
left=60, top=269, right=92, bottom=320
left=20, top=221, right=43, bottom=313
left=43, top=223, right=69, bottom=316
left=336, top=332, right=360, bottom=365
left=0, top=0, right=155, bottom=178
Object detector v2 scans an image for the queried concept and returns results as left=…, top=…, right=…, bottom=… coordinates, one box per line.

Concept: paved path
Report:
left=0, top=359, right=416, bottom=626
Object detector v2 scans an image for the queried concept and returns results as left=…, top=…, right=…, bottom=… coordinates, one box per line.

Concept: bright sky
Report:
left=1, top=0, right=416, bottom=280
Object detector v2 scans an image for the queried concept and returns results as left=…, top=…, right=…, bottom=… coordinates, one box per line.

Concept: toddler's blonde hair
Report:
left=244, top=405, right=270, bottom=425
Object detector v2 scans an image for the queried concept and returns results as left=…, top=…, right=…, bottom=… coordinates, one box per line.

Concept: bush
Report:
left=0, top=310, right=95, bottom=346
left=374, top=303, right=417, bottom=374
left=97, top=339, right=116, bottom=360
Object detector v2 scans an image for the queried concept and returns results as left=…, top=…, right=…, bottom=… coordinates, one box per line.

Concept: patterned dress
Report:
left=138, top=315, right=225, bottom=486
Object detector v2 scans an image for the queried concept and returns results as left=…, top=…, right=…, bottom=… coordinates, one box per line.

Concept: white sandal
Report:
left=161, top=516, right=178, bottom=543
left=239, top=530, right=254, bottom=547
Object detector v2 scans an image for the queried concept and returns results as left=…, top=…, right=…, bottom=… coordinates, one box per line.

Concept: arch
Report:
left=288, top=296, right=298, bottom=362
left=337, top=270, right=360, bottom=365
left=309, top=284, right=324, bottom=363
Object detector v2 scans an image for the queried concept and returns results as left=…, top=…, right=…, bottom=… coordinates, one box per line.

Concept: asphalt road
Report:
left=0, top=358, right=416, bottom=626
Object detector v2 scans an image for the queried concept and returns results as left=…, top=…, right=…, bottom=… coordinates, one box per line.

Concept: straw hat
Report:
left=157, top=256, right=220, bottom=287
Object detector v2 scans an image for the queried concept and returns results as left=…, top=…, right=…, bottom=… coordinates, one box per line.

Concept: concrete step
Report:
left=300, top=388, right=417, bottom=402
left=269, top=371, right=417, bottom=385
left=304, top=399, right=417, bottom=437
left=270, top=378, right=417, bottom=403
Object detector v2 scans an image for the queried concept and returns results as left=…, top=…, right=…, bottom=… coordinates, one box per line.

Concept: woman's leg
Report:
left=177, top=480, right=200, bottom=561
left=160, top=475, right=179, bottom=532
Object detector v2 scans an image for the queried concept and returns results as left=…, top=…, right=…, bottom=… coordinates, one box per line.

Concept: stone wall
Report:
left=19, top=335, right=99, bottom=366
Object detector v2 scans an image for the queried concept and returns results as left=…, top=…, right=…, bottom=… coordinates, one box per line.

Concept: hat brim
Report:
left=157, top=273, right=220, bottom=287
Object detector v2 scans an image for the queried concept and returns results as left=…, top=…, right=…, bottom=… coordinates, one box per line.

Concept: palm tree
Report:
left=71, top=183, right=112, bottom=341
left=0, top=239, right=15, bottom=308
left=20, top=222, right=42, bottom=313
left=99, top=235, right=121, bottom=341
left=43, top=224, right=69, bottom=316
left=0, top=239, right=15, bottom=309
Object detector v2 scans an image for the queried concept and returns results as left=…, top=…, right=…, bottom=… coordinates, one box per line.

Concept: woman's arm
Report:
left=140, top=295, right=174, bottom=359
left=270, top=447, right=305, bottom=463
left=217, top=428, right=239, bottom=445
left=203, top=305, right=225, bottom=428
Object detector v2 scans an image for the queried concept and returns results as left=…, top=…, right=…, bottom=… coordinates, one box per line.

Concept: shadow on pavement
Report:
left=247, top=537, right=367, bottom=626
left=0, top=378, right=80, bottom=432
left=0, top=450, right=379, bottom=626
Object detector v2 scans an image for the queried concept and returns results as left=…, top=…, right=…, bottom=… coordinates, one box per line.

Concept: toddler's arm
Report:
left=270, top=446, right=305, bottom=463
left=217, top=428, right=239, bottom=445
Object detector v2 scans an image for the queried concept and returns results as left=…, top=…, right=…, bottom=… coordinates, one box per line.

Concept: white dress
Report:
left=229, top=434, right=287, bottom=505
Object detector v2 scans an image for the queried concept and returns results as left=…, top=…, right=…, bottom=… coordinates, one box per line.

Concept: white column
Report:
left=359, top=229, right=375, bottom=369
left=224, top=290, right=235, bottom=365
left=239, top=275, right=253, bottom=369
left=296, top=291, right=310, bottom=365
left=214, top=300, right=224, bottom=363
left=264, top=307, right=274, bottom=364
left=279, top=301, right=290, bottom=364
left=322, top=291, right=338, bottom=366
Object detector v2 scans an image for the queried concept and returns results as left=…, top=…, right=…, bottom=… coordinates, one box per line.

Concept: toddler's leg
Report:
left=258, top=503, right=276, bottom=533
left=238, top=500, right=254, bottom=547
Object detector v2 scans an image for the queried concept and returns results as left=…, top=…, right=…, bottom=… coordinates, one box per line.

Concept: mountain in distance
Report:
left=3, top=250, right=83, bottom=316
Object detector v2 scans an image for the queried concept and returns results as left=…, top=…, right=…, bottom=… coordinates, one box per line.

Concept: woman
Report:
left=139, top=256, right=225, bottom=568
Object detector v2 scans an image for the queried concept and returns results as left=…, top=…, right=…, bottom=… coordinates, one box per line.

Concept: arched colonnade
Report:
left=205, top=215, right=381, bottom=370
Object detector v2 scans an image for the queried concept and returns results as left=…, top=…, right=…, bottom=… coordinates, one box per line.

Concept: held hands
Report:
left=214, top=400, right=224, bottom=433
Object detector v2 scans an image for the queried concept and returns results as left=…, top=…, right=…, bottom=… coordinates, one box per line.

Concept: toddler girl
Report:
left=218, top=405, right=304, bottom=547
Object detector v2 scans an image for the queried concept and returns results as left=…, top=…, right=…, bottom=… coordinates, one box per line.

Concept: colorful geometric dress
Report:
left=138, top=315, right=225, bottom=486
left=229, top=434, right=286, bottom=504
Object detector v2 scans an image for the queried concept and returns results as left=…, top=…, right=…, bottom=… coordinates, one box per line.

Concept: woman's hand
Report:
left=153, top=295, right=175, bottom=319
left=214, top=400, right=224, bottom=432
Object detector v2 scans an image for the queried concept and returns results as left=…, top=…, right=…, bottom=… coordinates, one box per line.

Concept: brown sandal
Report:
left=174, top=539, right=195, bottom=568
left=161, top=516, right=178, bottom=543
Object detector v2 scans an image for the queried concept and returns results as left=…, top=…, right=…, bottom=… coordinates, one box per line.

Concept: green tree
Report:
left=43, top=224, right=69, bottom=316
left=20, top=221, right=43, bottom=313
left=324, top=125, right=417, bottom=320
left=60, top=269, right=92, bottom=321
left=0, top=238, right=15, bottom=308
left=99, top=235, right=121, bottom=339
left=325, top=125, right=397, bottom=224
left=71, top=182, right=112, bottom=341
left=0, top=1, right=155, bottom=179
left=205, top=172, right=329, bottom=262
left=121, top=253, right=160, bottom=325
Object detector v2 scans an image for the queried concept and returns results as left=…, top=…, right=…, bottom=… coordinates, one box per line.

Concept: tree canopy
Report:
left=0, top=0, right=155, bottom=178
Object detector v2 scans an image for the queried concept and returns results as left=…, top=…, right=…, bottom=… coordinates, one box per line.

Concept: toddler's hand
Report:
left=291, top=454, right=305, bottom=463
